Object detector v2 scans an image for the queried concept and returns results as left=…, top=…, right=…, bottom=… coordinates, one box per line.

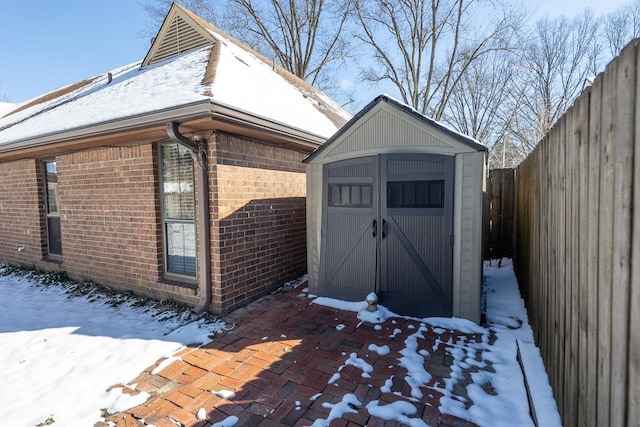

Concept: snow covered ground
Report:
left=0, top=260, right=561, bottom=426
left=0, top=267, right=226, bottom=426
left=482, top=259, right=562, bottom=426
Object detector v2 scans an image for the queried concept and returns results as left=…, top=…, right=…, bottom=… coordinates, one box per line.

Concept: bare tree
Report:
left=446, top=52, right=533, bottom=167
left=488, top=138, right=531, bottom=169
left=603, top=0, right=640, bottom=57
left=351, top=0, right=523, bottom=119
left=512, top=10, right=599, bottom=146
left=140, top=0, right=353, bottom=95
left=225, top=0, right=352, bottom=89
left=445, top=53, right=518, bottom=145
left=0, top=82, right=9, bottom=103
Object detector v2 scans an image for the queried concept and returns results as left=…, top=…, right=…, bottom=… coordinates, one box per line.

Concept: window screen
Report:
left=328, top=184, right=373, bottom=207
left=161, top=144, right=196, bottom=277
left=43, top=160, right=62, bottom=256
left=387, top=180, right=444, bottom=208
left=162, top=144, right=195, bottom=220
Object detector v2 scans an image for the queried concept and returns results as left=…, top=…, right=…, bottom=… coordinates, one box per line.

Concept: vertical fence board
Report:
left=554, top=116, right=566, bottom=413
left=484, top=169, right=515, bottom=261
left=628, top=40, right=640, bottom=426
left=586, top=73, right=602, bottom=427
left=541, top=133, right=551, bottom=390
left=502, top=170, right=514, bottom=259
left=564, top=103, right=578, bottom=427
left=540, top=135, right=549, bottom=365
left=534, top=148, right=540, bottom=343
left=609, top=41, right=635, bottom=426
left=596, top=53, right=615, bottom=427
left=575, top=87, right=591, bottom=427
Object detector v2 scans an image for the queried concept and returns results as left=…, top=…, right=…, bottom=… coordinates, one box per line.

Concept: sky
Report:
left=0, top=0, right=633, bottom=108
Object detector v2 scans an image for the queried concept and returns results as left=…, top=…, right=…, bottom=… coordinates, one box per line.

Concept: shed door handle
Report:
left=372, top=219, right=377, bottom=238
left=382, top=219, right=387, bottom=239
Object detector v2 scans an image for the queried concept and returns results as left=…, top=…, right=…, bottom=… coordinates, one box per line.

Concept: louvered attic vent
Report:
left=147, top=14, right=211, bottom=65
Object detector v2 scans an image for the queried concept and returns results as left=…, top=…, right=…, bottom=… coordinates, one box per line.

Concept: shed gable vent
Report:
left=149, top=15, right=210, bottom=65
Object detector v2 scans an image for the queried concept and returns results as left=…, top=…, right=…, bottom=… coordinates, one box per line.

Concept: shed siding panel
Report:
left=306, top=163, right=322, bottom=295
left=458, top=152, right=483, bottom=323
left=323, top=108, right=452, bottom=160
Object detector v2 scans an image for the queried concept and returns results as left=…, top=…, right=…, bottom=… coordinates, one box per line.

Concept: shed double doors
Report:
left=320, top=154, right=454, bottom=317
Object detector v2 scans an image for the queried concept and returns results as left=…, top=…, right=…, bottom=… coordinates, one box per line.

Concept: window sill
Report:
left=158, top=277, right=198, bottom=291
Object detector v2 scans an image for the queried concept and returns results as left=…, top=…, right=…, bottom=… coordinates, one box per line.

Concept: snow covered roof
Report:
left=0, top=102, right=17, bottom=117
left=0, top=3, right=351, bottom=154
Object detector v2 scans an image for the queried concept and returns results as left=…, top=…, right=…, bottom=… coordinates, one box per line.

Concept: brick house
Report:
left=0, top=3, right=350, bottom=314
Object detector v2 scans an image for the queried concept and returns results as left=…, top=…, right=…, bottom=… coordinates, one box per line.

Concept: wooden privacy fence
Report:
left=513, top=40, right=640, bottom=426
left=483, top=168, right=514, bottom=261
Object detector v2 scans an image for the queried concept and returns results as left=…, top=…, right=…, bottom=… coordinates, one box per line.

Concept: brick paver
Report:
left=97, top=284, right=492, bottom=427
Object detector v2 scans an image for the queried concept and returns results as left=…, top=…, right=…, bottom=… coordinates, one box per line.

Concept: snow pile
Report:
left=311, top=393, right=361, bottom=427
left=0, top=269, right=226, bottom=426
left=399, top=325, right=434, bottom=399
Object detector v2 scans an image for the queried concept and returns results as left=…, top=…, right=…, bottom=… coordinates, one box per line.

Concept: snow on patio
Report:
left=309, top=258, right=562, bottom=426
left=0, top=260, right=562, bottom=426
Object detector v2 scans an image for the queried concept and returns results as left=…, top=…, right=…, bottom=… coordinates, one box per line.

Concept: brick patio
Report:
left=98, top=284, right=492, bottom=427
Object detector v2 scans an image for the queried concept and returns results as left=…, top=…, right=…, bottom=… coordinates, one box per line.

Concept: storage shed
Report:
left=304, top=95, right=487, bottom=323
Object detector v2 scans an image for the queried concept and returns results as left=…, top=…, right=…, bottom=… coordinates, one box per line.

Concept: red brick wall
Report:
left=207, top=132, right=308, bottom=314
left=0, top=159, right=48, bottom=265
left=57, top=144, right=198, bottom=305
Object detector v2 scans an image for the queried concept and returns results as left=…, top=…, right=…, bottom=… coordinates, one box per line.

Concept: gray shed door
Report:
left=320, top=157, right=377, bottom=301
left=320, top=154, right=454, bottom=317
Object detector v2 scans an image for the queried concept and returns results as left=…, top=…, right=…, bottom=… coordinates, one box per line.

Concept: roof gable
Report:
left=304, top=95, right=486, bottom=164
left=142, top=3, right=216, bottom=67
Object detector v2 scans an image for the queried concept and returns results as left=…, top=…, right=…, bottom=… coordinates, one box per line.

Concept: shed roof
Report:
left=304, top=95, right=486, bottom=164
left=0, top=3, right=350, bottom=155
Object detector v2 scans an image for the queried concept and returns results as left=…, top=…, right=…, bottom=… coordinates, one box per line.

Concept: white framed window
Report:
left=43, top=160, right=62, bottom=257
left=160, top=143, right=197, bottom=278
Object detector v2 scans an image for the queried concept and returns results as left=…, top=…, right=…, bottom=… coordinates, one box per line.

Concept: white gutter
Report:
left=0, top=100, right=213, bottom=153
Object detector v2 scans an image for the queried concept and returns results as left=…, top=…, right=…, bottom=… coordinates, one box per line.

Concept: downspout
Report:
left=167, top=121, right=211, bottom=314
